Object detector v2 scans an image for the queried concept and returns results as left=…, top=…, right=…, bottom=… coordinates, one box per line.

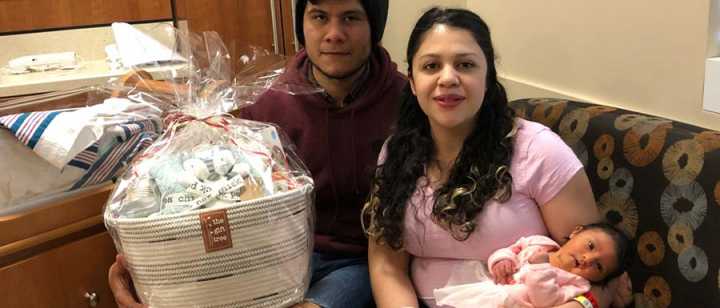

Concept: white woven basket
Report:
left=107, top=184, right=313, bottom=308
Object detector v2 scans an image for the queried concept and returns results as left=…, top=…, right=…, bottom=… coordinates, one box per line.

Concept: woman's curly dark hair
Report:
left=362, top=7, right=516, bottom=250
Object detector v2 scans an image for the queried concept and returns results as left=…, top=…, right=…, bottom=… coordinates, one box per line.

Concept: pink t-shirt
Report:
left=379, top=119, right=583, bottom=307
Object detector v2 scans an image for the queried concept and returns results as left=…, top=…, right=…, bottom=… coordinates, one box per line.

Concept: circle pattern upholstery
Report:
left=510, top=98, right=720, bottom=308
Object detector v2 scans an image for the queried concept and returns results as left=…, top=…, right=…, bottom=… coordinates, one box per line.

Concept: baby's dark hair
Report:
left=581, top=222, right=632, bottom=284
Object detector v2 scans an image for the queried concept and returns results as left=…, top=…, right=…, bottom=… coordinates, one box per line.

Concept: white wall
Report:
left=383, top=0, right=466, bottom=73
left=468, top=0, right=720, bottom=130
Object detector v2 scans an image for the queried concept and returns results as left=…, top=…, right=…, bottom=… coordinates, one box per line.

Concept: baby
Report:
left=434, top=223, right=630, bottom=308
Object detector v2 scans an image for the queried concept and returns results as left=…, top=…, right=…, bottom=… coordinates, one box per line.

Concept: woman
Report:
left=363, top=7, right=630, bottom=308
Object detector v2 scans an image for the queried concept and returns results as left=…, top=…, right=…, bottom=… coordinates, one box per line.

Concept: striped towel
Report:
left=0, top=98, right=162, bottom=191
left=0, top=110, right=63, bottom=149
left=72, top=122, right=159, bottom=189
left=0, top=108, right=102, bottom=169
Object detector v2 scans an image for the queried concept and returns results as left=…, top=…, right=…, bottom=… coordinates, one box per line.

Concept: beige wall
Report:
left=383, top=0, right=466, bottom=73
left=468, top=1, right=720, bottom=131
left=708, top=0, right=720, bottom=58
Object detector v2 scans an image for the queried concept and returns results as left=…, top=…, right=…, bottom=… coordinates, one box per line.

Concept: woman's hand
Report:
left=491, top=259, right=516, bottom=284
left=590, top=272, right=633, bottom=308
left=108, top=254, right=148, bottom=308
left=608, top=272, right=633, bottom=308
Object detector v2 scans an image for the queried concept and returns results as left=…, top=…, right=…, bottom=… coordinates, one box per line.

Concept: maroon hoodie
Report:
left=240, top=47, right=407, bottom=255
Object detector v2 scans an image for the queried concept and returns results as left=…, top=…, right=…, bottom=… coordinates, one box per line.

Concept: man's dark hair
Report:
left=294, top=0, right=389, bottom=47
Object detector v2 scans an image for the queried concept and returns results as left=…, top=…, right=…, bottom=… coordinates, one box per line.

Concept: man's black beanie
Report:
left=294, top=0, right=389, bottom=47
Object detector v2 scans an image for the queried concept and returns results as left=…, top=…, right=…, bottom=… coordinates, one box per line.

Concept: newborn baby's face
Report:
left=549, top=229, right=617, bottom=282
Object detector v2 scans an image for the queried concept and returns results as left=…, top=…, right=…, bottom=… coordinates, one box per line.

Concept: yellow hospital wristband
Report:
left=573, top=295, right=595, bottom=308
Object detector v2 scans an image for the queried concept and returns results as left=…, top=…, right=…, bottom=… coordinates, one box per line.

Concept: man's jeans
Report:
left=305, top=252, right=373, bottom=308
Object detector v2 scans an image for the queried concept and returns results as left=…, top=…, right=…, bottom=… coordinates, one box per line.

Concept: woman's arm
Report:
left=542, top=282, right=630, bottom=308
left=540, top=169, right=600, bottom=245
left=551, top=301, right=585, bottom=308
left=368, top=238, right=419, bottom=308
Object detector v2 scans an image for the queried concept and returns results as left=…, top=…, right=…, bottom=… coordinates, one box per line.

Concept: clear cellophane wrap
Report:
left=103, top=27, right=320, bottom=308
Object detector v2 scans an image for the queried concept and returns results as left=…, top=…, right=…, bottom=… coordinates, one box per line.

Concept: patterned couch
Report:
left=509, top=98, right=720, bottom=308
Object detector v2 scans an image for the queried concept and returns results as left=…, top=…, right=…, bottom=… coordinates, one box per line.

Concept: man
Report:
left=108, top=0, right=406, bottom=307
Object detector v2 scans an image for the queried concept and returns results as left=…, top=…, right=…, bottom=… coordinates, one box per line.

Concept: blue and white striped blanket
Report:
left=0, top=98, right=162, bottom=192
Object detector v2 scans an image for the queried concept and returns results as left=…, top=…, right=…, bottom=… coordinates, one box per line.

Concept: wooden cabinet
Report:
left=0, top=0, right=172, bottom=33
left=176, top=0, right=298, bottom=68
left=0, top=0, right=297, bottom=69
left=0, top=232, right=117, bottom=308
left=176, top=0, right=275, bottom=53
left=0, top=185, right=117, bottom=308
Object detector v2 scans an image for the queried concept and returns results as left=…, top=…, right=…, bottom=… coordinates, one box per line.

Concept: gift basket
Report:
left=103, top=29, right=318, bottom=307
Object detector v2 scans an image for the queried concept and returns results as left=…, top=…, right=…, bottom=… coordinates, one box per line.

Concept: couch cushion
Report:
left=510, top=98, right=720, bottom=308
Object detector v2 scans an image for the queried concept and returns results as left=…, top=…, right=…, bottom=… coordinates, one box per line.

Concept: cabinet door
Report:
left=176, top=0, right=275, bottom=59
left=0, top=0, right=172, bottom=33
left=0, top=232, right=117, bottom=308
left=56, top=232, right=117, bottom=308
left=0, top=247, right=66, bottom=307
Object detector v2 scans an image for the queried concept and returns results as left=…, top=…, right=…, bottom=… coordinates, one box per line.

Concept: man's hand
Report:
left=108, top=254, right=147, bottom=308
left=491, top=259, right=516, bottom=284
left=291, top=300, right=321, bottom=308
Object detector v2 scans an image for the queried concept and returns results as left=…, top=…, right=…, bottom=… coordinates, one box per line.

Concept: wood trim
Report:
left=0, top=222, right=107, bottom=268
left=0, top=19, right=174, bottom=36
left=0, top=184, right=113, bottom=248
left=0, top=89, right=96, bottom=115
left=0, top=215, right=103, bottom=258
left=271, top=0, right=286, bottom=55
left=280, top=0, right=297, bottom=56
